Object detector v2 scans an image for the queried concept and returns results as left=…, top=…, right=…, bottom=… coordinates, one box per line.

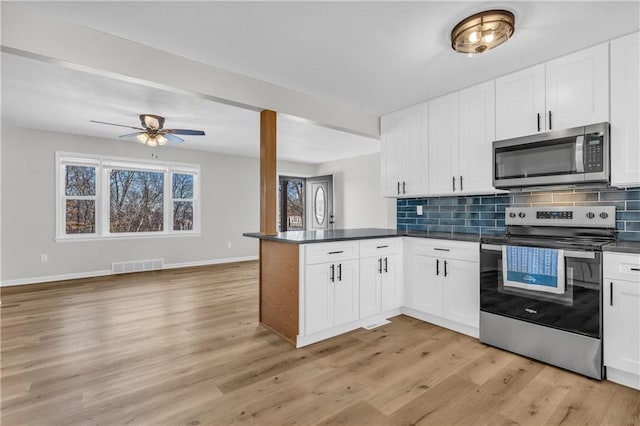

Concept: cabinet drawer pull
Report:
left=434, top=248, right=450, bottom=252
left=436, top=259, right=440, bottom=276
left=630, top=268, right=640, bottom=272
left=328, top=250, right=344, bottom=255
left=376, top=245, right=389, bottom=249
left=610, top=282, right=613, bottom=306
left=384, top=257, right=388, bottom=273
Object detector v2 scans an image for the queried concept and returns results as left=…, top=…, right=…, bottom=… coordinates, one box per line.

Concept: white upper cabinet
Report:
left=458, top=80, right=496, bottom=194
left=427, top=81, right=496, bottom=196
left=545, top=42, right=609, bottom=131
left=496, top=43, right=609, bottom=140
left=380, top=103, right=429, bottom=197
left=495, top=64, right=546, bottom=140
left=610, top=32, right=640, bottom=188
left=428, top=92, right=459, bottom=195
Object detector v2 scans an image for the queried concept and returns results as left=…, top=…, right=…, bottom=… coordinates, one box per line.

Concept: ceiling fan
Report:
left=90, top=114, right=205, bottom=147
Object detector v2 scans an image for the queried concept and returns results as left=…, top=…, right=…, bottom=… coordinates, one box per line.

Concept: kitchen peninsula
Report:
left=244, top=228, right=481, bottom=347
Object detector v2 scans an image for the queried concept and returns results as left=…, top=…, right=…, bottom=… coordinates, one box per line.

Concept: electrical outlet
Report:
left=417, top=205, right=423, bottom=215
left=40, top=254, right=48, bottom=263
left=227, top=242, right=232, bottom=249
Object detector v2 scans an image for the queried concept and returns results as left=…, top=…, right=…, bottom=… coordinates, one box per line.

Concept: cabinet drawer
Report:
left=604, top=252, right=640, bottom=283
left=410, top=238, right=479, bottom=263
left=305, top=241, right=359, bottom=265
left=360, top=238, right=402, bottom=258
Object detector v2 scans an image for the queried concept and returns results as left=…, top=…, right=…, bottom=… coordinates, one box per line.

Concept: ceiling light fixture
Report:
left=135, top=132, right=168, bottom=147
left=451, top=9, right=515, bottom=55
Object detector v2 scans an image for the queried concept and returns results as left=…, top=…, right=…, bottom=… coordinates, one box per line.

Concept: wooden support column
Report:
left=260, top=110, right=277, bottom=235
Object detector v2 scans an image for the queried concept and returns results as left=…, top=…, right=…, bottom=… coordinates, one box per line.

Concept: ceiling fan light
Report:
left=451, top=9, right=515, bottom=54
left=146, top=137, right=158, bottom=148
left=157, top=134, right=168, bottom=146
left=136, top=133, right=149, bottom=144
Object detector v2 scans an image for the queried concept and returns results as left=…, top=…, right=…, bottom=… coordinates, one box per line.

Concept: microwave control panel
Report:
left=584, top=137, right=603, bottom=172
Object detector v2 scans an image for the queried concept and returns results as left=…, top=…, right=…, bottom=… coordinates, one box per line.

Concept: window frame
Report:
left=56, top=152, right=201, bottom=241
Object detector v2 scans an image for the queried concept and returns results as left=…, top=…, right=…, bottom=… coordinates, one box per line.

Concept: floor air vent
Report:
left=112, top=259, right=164, bottom=274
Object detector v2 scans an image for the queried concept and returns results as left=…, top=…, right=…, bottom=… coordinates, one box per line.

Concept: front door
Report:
left=306, top=175, right=334, bottom=231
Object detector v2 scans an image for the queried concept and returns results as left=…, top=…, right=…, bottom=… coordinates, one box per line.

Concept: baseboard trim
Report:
left=0, top=256, right=259, bottom=287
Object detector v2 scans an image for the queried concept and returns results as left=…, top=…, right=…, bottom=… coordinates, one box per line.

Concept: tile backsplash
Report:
left=396, top=187, right=640, bottom=241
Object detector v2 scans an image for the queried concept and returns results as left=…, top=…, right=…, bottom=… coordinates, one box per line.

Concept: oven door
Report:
left=480, top=243, right=602, bottom=338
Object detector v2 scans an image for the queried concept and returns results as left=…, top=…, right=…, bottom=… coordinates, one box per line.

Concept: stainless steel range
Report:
left=480, top=206, right=616, bottom=379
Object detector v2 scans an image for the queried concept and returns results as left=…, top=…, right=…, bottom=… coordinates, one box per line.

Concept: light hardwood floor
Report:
left=1, top=261, right=639, bottom=425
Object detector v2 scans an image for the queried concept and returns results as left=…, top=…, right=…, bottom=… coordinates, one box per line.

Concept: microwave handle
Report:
left=575, top=135, right=585, bottom=173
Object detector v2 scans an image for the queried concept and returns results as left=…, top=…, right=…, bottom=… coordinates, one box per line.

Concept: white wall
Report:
left=316, top=153, right=396, bottom=229
left=0, top=126, right=315, bottom=284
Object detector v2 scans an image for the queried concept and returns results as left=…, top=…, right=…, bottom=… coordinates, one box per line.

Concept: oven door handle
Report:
left=564, top=250, right=596, bottom=259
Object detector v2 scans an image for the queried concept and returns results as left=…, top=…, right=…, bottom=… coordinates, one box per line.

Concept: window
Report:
left=57, top=153, right=200, bottom=240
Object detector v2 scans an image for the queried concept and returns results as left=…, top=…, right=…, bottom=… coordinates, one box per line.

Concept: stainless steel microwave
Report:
left=493, top=122, right=610, bottom=189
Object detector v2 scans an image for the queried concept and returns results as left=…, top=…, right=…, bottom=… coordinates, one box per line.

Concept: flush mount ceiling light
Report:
left=451, top=9, right=515, bottom=55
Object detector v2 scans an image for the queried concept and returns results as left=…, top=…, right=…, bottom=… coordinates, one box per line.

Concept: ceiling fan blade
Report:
left=164, top=133, right=185, bottom=144
left=118, top=132, right=146, bottom=139
left=90, top=120, right=144, bottom=131
left=166, top=129, right=206, bottom=136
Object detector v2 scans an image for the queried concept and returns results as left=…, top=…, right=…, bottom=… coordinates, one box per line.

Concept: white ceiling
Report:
left=2, top=2, right=638, bottom=164
left=14, top=1, right=640, bottom=115
left=0, top=53, right=380, bottom=164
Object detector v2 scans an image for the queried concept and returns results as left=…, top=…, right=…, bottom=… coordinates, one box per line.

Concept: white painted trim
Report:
left=1, top=256, right=258, bottom=287
left=401, top=307, right=479, bottom=339
left=606, top=366, right=640, bottom=390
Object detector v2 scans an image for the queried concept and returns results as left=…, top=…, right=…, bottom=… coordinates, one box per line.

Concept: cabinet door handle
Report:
left=397, top=181, right=401, bottom=195
left=460, top=176, right=463, bottom=191
left=338, top=263, right=342, bottom=282
left=630, top=268, right=640, bottom=272
left=452, top=176, right=456, bottom=192
left=444, top=260, right=448, bottom=277
left=328, top=250, right=344, bottom=255
left=548, top=111, right=552, bottom=130
left=330, top=264, right=335, bottom=283
left=403, top=181, right=406, bottom=194
left=436, top=259, right=440, bottom=276
left=378, top=258, right=382, bottom=274
left=610, top=282, right=613, bottom=306
left=537, top=113, right=541, bottom=132
left=384, top=257, right=388, bottom=273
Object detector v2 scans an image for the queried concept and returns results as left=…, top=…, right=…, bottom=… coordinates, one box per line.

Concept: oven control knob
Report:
left=600, top=212, right=609, bottom=219
left=509, top=212, right=516, bottom=218
left=586, top=212, right=595, bottom=219
left=518, top=212, right=526, bottom=218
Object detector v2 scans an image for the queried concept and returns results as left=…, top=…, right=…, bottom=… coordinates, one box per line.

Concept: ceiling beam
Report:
left=0, top=3, right=379, bottom=139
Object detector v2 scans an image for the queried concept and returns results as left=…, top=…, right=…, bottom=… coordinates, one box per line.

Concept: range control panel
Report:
left=506, top=206, right=616, bottom=228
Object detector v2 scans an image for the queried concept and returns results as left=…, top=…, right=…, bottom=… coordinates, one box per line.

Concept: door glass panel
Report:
left=314, top=186, right=325, bottom=225
left=495, top=137, right=578, bottom=179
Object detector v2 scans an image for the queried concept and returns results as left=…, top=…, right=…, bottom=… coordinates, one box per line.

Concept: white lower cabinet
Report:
left=304, top=259, right=359, bottom=335
left=405, top=238, right=480, bottom=337
left=603, top=252, right=640, bottom=390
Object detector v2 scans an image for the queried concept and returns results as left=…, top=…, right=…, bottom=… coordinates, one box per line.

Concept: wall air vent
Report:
left=111, top=258, right=164, bottom=274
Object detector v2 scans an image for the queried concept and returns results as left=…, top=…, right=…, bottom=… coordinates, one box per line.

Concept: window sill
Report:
left=55, top=232, right=202, bottom=242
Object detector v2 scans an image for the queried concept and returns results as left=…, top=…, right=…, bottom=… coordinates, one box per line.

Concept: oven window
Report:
left=480, top=248, right=601, bottom=338
left=495, top=137, right=578, bottom=179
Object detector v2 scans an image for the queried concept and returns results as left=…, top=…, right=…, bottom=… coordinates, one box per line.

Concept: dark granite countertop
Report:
left=243, top=228, right=481, bottom=244
left=603, top=241, right=640, bottom=254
